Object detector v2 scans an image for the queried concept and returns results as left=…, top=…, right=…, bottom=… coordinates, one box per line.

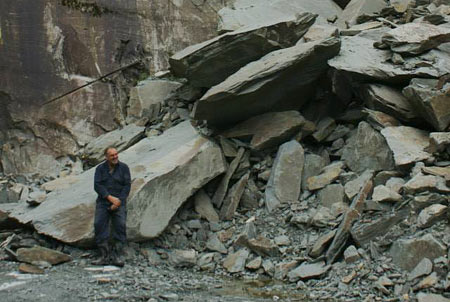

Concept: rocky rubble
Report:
left=1, top=0, right=450, bottom=301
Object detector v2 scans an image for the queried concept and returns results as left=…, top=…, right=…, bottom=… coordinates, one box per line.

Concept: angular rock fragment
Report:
left=363, top=109, right=401, bottom=131
left=381, top=126, right=432, bottom=166
left=309, top=230, right=336, bottom=258
left=427, top=132, right=450, bottom=153
left=344, top=245, right=360, bottom=263
left=206, top=234, right=228, bottom=254
left=212, top=148, right=245, bottom=208
left=82, top=124, right=145, bottom=165
left=417, top=204, right=448, bottom=228
left=170, top=13, right=317, bottom=88
left=17, top=246, right=71, bottom=265
left=126, top=79, right=183, bottom=124
left=414, top=272, right=439, bottom=291
left=408, top=258, right=433, bottom=281
left=6, top=121, right=226, bottom=245
left=403, top=78, right=450, bottom=131
left=246, top=256, right=262, bottom=270
left=18, top=263, right=44, bottom=274
left=422, top=166, right=450, bottom=182
left=403, top=173, right=450, bottom=194
left=169, top=249, right=197, bottom=267
left=360, top=84, right=419, bottom=123
left=236, top=235, right=279, bottom=257
left=344, top=169, right=374, bottom=200
left=351, top=208, right=409, bottom=247
left=390, top=234, right=446, bottom=271
left=326, top=179, right=372, bottom=263
left=303, top=24, right=339, bottom=42
left=302, top=154, right=327, bottom=191
left=193, top=38, right=341, bottom=126
left=329, top=36, right=449, bottom=83
left=306, top=161, right=344, bottom=191
left=220, top=172, right=249, bottom=220
left=194, top=189, right=219, bottom=223
left=265, top=140, right=304, bottom=212
left=287, top=261, right=330, bottom=282
left=372, top=185, right=402, bottom=203
left=318, top=184, right=345, bottom=208
left=221, top=111, right=305, bottom=151
left=391, top=0, right=415, bottom=13
left=223, top=249, right=250, bottom=273
left=336, top=0, right=387, bottom=29
left=312, top=117, right=336, bottom=142
left=274, top=260, right=298, bottom=280
left=382, top=23, right=450, bottom=55
left=417, top=293, right=450, bottom=302
left=217, top=0, right=342, bottom=32
left=342, top=122, right=394, bottom=173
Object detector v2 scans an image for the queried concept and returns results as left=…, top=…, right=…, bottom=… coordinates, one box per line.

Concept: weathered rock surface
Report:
left=417, top=204, right=448, bottom=228
left=403, top=173, right=450, bottom=194
left=194, top=189, right=219, bottom=223
left=408, top=258, right=433, bottom=281
left=390, top=234, right=447, bottom=271
left=361, top=84, right=419, bottom=122
left=217, top=0, right=342, bottom=32
left=17, top=246, right=72, bottom=265
left=221, top=111, right=305, bottom=151
left=193, top=38, right=341, bottom=127
left=6, top=122, right=226, bottom=245
left=382, top=23, right=450, bottom=55
left=342, top=122, right=394, bottom=173
left=318, top=184, right=345, bottom=208
left=336, top=0, right=387, bottom=29
left=265, top=140, right=305, bottom=212
left=329, top=36, right=450, bottom=83
left=306, top=161, right=344, bottom=191
left=403, top=78, right=450, bottom=131
left=287, top=261, right=330, bottom=281
left=303, top=24, right=339, bottom=42
left=428, top=132, right=450, bottom=153
left=417, top=293, right=450, bottom=302
left=82, top=124, right=145, bottom=165
left=381, top=126, right=432, bottom=166
left=220, top=172, right=249, bottom=220
left=302, top=154, right=327, bottom=191
left=223, top=249, right=250, bottom=273
left=126, top=79, right=183, bottom=124
left=170, top=13, right=317, bottom=88
left=372, top=185, right=402, bottom=203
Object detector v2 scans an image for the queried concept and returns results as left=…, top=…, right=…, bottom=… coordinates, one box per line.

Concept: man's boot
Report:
left=91, top=242, right=109, bottom=265
left=110, top=241, right=125, bottom=267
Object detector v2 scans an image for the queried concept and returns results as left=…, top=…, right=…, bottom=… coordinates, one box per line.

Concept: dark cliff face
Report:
left=0, top=0, right=228, bottom=175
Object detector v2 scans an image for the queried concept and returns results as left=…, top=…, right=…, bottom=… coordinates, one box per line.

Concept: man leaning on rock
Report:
left=92, top=146, right=131, bottom=267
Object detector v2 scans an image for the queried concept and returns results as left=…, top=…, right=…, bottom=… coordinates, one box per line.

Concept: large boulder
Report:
left=328, top=36, right=450, bottom=83
left=403, top=78, right=450, bottom=131
left=217, top=0, right=342, bottom=32
left=169, top=13, right=317, bottom=88
left=5, top=121, right=226, bottom=246
left=193, top=37, right=341, bottom=127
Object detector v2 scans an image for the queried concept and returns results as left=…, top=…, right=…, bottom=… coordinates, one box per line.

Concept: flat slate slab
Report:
left=6, top=121, right=226, bottom=246
left=193, top=37, right=341, bottom=127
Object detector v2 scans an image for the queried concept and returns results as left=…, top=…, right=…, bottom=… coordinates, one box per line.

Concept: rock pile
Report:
left=1, top=0, right=450, bottom=301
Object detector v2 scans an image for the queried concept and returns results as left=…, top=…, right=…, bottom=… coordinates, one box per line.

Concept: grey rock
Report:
left=82, top=124, right=145, bottom=165
left=390, top=234, right=446, bottom=271
left=220, top=172, right=249, bottom=220
left=206, top=234, right=228, bottom=254
left=403, top=173, right=450, bottom=194
left=194, top=189, right=219, bottom=223
left=403, top=78, right=450, bottom=131
left=274, top=260, right=298, bottom=280
left=170, top=13, right=317, bottom=88
left=318, top=184, right=345, bottom=208
left=417, top=204, right=448, bottom=228
left=246, top=256, right=262, bottom=270
left=363, top=108, right=402, bottom=131
left=221, top=111, right=306, bottom=151
left=344, top=169, right=375, bottom=200
left=169, top=249, right=197, bottom=267
left=302, top=154, right=327, bottom=191
left=382, top=23, right=450, bottom=55
left=303, top=24, right=339, bottom=42
left=193, top=38, right=341, bottom=127
left=360, top=84, right=419, bottom=123
left=373, top=171, right=402, bottom=186
left=417, top=293, right=450, bottom=302
left=408, top=258, right=433, bottom=281
left=385, top=177, right=405, bottom=193
left=372, top=185, right=402, bottom=203
left=218, top=0, right=342, bottom=32
left=428, top=132, right=450, bottom=153
left=197, top=252, right=217, bottom=271
left=223, top=249, right=250, bottom=273
left=235, top=234, right=279, bottom=257
left=6, top=121, right=226, bottom=245
left=287, top=261, right=330, bottom=282
left=344, top=245, right=360, bottom=263
left=414, top=272, right=440, bottom=290
left=265, top=140, right=305, bottom=212
left=126, top=79, right=182, bottom=124
left=341, top=21, right=383, bottom=36
left=312, top=117, right=336, bottom=142
left=262, top=259, right=275, bottom=276
left=17, top=246, right=72, bottom=265
left=274, top=235, right=291, bottom=246
left=342, top=122, right=394, bottom=173
left=329, top=36, right=450, bottom=83
left=381, top=126, right=432, bottom=167
left=27, top=190, right=47, bottom=206
left=391, top=0, right=415, bottom=13
left=212, top=148, right=245, bottom=208
left=309, top=230, right=336, bottom=258
left=325, top=124, right=352, bottom=142
left=306, top=161, right=344, bottom=191
left=336, top=0, right=387, bottom=29
left=413, top=193, right=447, bottom=211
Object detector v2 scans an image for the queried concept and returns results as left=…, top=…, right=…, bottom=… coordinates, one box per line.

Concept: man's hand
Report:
left=107, top=195, right=121, bottom=207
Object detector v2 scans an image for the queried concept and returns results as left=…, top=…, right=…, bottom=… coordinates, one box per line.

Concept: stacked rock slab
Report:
left=5, top=121, right=226, bottom=246
left=193, top=37, right=341, bottom=127
left=169, top=13, right=317, bottom=88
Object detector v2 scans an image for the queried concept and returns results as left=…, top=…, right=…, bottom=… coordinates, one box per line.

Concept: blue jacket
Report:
left=94, top=161, right=131, bottom=204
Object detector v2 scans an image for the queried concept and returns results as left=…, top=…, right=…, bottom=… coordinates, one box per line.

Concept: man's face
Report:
left=106, top=148, right=119, bottom=166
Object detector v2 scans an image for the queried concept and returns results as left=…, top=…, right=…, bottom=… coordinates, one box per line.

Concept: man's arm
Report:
left=119, top=164, right=131, bottom=203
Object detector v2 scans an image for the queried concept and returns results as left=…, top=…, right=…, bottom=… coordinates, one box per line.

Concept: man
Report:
left=93, top=147, right=131, bottom=267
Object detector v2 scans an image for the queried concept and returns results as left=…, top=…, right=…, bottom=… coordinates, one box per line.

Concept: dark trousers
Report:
left=94, top=201, right=127, bottom=245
